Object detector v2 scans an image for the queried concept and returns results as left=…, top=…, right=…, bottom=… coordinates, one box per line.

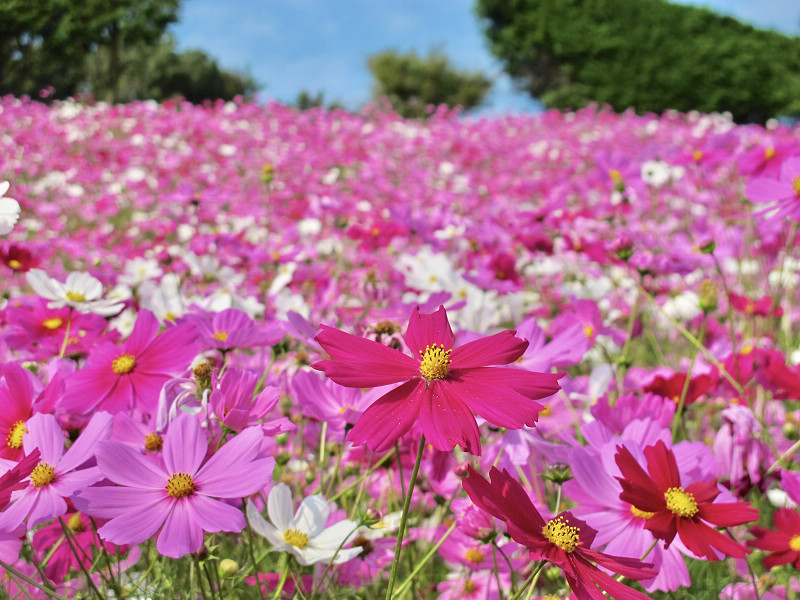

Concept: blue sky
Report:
left=170, top=0, right=799, bottom=116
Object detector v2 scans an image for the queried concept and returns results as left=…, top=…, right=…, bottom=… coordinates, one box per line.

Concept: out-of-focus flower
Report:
left=246, top=483, right=361, bottom=566
left=0, top=181, right=21, bottom=235
left=26, top=269, right=124, bottom=316
left=748, top=507, right=800, bottom=570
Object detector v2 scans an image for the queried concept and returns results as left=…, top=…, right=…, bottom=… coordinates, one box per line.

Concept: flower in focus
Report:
left=748, top=507, right=800, bottom=569
left=26, top=269, right=125, bottom=316
left=615, top=440, right=759, bottom=560
left=62, top=309, right=199, bottom=414
left=462, top=465, right=657, bottom=600
left=0, top=448, right=40, bottom=509
left=0, top=181, right=20, bottom=235
left=313, top=305, right=563, bottom=454
left=246, top=483, right=361, bottom=566
left=75, top=414, right=273, bottom=559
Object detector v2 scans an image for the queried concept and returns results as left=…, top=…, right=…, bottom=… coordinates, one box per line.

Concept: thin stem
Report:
left=510, top=561, right=545, bottom=600
left=671, top=314, right=706, bottom=440
left=384, top=435, right=426, bottom=600
left=392, top=521, right=457, bottom=599
left=0, top=561, right=70, bottom=600
left=271, top=555, right=290, bottom=600
left=58, top=517, right=104, bottom=600
left=58, top=309, right=73, bottom=358
left=766, top=438, right=800, bottom=475
left=243, top=499, right=266, bottom=600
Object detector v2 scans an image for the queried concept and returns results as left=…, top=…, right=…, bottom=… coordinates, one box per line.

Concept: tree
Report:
left=367, top=48, right=492, bottom=118
left=475, top=0, right=800, bottom=122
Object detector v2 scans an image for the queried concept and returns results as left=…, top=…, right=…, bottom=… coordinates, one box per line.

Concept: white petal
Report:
left=266, top=483, right=294, bottom=531
left=292, top=495, right=329, bottom=538
left=26, top=269, right=58, bottom=300
left=0, top=181, right=11, bottom=196
left=246, top=501, right=285, bottom=546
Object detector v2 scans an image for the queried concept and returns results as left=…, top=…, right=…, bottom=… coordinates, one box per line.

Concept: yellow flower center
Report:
left=463, top=579, right=478, bottom=593
left=112, top=353, right=136, bottom=374
left=213, top=331, right=229, bottom=343
left=65, top=291, right=86, bottom=303
left=793, top=176, right=800, bottom=197
left=609, top=169, right=622, bottom=182
left=540, top=404, right=552, bottom=417
left=542, top=515, right=580, bottom=553
left=67, top=513, right=86, bottom=532
left=145, top=432, right=163, bottom=452
left=8, top=259, right=21, bottom=270
left=790, top=535, right=800, bottom=552
left=764, top=146, right=776, bottom=160
left=164, top=311, right=177, bottom=322
left=6, top=420, right=26, bottom=448
left=30, top=463, right=56, bottom=487
left=464, top=548, right=485, bottom=564
left=583, top=325, right=594, bottom=339
left=283, top=529, right=309, bottom=548
left=664, top=486, right=698, bottom=518
left=692, top=150, right=703, bottom=161
left=630, top=505, right=655, bottom=520
left=419, top=344, right=452, bottom=381
left=166, top=472, right=196, bottom=499
left=42, top=317, right=63, bottom=330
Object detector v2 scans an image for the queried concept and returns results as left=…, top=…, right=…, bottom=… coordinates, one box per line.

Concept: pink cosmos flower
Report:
left=313, top=306, right=563, bottom=454
left=75, top=413, right=273, bottom=559
left=182, top=307, right=284, bottom=352
left=745, top=156, right=800, bottom=222
left=0, top=412, right=112, bottom=530
left=62, top=309, right=199, bottom=415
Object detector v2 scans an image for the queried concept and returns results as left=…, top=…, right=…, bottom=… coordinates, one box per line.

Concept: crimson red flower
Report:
left=748, top=508, right=800, bottom=569
left=615, top=440, right=758, bottom=560
left=462, top=465, right=656, bottom=600
left=0, top=449, right=40, bottom=509
left=729, top=293, right=782, bottom=318
left=644, top=368, right=718, bottom=406
left=313, top=306, right=563, bottom=454
left=0, top=244, right=39, bottom=272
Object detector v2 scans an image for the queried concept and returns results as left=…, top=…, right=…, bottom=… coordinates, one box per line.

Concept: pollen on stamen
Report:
left=790, top=535, right=800, bottom=552
left=283, top=528, right=309, bottom=548
left=6, top=420, right=26, bottom=448
left=630, top=505, right=655, bottom=520
left=664, top=486, right=698, bottom=518
left=419, top=343, right=452, bottom=381
left=213, top=331, right=229, bottom=343
left=541, top=515, right=580, bottom=553
left=144, top=432, right=163, bottom=452
left=65, top=291, right=86, bottom=303
left=464, top=548, right=485, bottom=564
left=30, top=463, right=56, bottom=487
left=42, top=317, right=63, bottom=330
left=166, top=472, right=196, bottom=499
left=112, top=353, right=136, bottom=374
left=793, top=176, right=800, bottom=197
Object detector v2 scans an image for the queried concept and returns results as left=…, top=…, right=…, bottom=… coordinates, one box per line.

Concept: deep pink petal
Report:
left=697, top=500, right=759, bottom=528
left=451, top=367, right=562, bottom=400
left=450, top=330, right=528, bottom=368
left=123, top=309, right=161, bottom=355
left=157, top=499, right=203, bottom=558
left=163, top=414, right=207, bottom=475
left=615, top=444, right=665, bottom=512
left=417, top=380, right=481, bottom=453
left=313, top=325, right=419, bottom=387
left=643, top=440, right=681, bottom=490
left=347, top=380, right=425, bottom=452
left=403, top=306, right=455, bottom=356
left=745, top=178, right=793, bottom=203
left=444, top=374, right=542, bottom=429
left=773, top=507, right=800, bottom=533
left=678, top=518, right=747, bottom=560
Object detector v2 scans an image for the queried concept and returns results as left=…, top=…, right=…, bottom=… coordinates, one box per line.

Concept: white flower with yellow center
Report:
left=246, top=484, right=361, bottom=566
left=26, top=269, right=124, bottom=316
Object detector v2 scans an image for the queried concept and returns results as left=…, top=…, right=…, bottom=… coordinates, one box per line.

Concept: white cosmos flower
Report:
left=26, top=269, right=124, bottom=316
left=0, top=181, right=21, bottom=235
left=246, top=484, right=361, bottom=566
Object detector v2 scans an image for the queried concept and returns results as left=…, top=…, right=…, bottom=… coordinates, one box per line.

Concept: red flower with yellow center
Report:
left=748, top=508, right=800, bottom=569
left=615, top=440, right=758, bottom=560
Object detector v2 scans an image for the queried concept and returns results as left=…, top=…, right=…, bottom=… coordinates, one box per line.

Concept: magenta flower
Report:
left=313, top=305, right=563, bottom=454
left=62, top=309, right=199, bottom=415
left=745, top=156, right=800, bottom=222
left=75, top=413, right=273, bottom=559
left=183, top=307, right=284, bottom=352
left=0, top=412, right=112, bottom=530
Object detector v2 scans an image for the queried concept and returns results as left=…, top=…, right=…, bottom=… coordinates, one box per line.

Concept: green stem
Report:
left=392, top=521, right=457, bottom=599
left=510, top=561, right=545, bottom=600
left=384, top=435, right=426, bottom=600
left=766, top=438, right=800, bottom=475
left=0, top=561, right=70, bottom=600
left=271, top=555, right=290, bottom=600
left=58, top=517, right=104, bottom=600
left=671, top=314, right=706, bottom=440
left=243, top=500, right=266, bottom=600
left=58, top=310, right=73, bottom=358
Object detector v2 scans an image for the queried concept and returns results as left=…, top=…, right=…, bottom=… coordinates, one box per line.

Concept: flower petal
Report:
left=347, top=380, right=425, bottom=453
left=418, top=380, right=481, bottom=454
left=450, top=330, right=528, bottom=368
left=403, top=306, right=455, bottom=356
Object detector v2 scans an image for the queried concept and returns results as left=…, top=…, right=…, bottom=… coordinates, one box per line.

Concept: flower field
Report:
left=0, top=96, right=799, bottom=599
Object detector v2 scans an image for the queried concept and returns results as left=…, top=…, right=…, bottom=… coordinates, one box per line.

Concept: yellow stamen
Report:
left=283, top=529, right=309, bottom=548
left=464, top=548, right=485, bottom=564
left=145, top=432, right=163, bottom=452
left=213, top=331, right=229, bottom=343
left=790, top=535, right=800, bottom=552
left=6, top=420, right=26, bottom=448
left=30, top=463, right=56, bottom=487
left=42, top=317, right=63, bottom=330
left=692, top=150, right=703, bottom=161
left=542, top=515, right=580, bottom=553
left=764, top=146, right=776, bottom=160
left=419, top=344, right=452, bottom=381
left=8, top=259, right=21, bottom=270
left=67, top=513, right=86, bottom=532
left=463, top=579, right=478, bottom=593
left=540, top=404, right=552, bottom=417
left=609, top=169, right=622, bottom=182
left=664, top=486, right=698, bottom=518
left=793, top=176, right=800, bottom=197
left=112, top=353, right=136, bottom=374
left=166, top=472, right=196, bottom=499
left=65, top=291, right=86, bottom=303
left=583, top=325, right=594, bottom=339
left=630, top=505, right=655, bottom=520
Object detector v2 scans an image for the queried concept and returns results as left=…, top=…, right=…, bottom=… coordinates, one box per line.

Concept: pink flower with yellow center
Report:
left=312, top=306, right=563, bottom=454
left=745, top=156, right=800, bottom=222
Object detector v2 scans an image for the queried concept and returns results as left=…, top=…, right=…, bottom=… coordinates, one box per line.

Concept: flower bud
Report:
left=698, top=279, right=719, bottom=314
left=219, top=559, right=239, bottom=578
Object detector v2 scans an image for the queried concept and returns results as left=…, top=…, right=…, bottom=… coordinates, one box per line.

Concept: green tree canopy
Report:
left=367, top=48, right=492, bottom=118
left=475, top=0, right=800, bottom=122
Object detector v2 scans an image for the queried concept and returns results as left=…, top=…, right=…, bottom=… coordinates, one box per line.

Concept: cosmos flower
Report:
left=313, top=305, right=563, bottom=454
left=462, top=465, right=657, bottom=600
left=745, top=156, right=800, bottom=222
left=75, top=413, right=273, bottom=559
left=0, top=181, right=21, bottom=235
left=615, top=440, right=759, bottom=560
left=747, top=508, right=800, bottom=569
left=246, top=483, right=361, bottom=566
left=26, top=269, right=125, bottom=316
